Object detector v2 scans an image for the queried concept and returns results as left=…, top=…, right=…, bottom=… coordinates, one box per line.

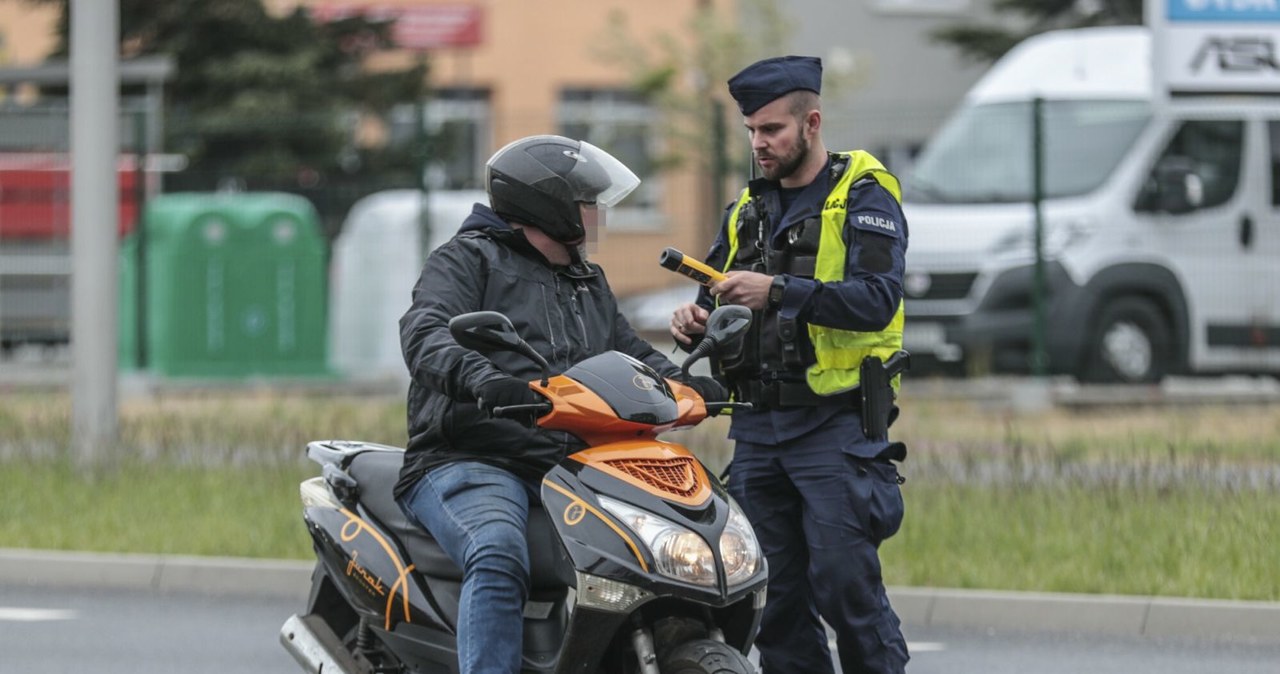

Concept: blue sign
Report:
left=1168, top=0, right=1280, bottom=22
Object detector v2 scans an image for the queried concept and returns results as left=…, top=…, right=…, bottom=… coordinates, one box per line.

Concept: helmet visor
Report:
left=570, top=141, right=641, bottom=208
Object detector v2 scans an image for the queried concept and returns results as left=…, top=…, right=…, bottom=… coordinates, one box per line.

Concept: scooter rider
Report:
left=396, top=135, right=725, bottom=674
left=670, top=56, right=911, bottom=673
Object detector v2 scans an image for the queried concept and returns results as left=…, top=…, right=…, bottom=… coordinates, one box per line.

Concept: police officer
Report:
left=670, top=56, right=910, bottom=674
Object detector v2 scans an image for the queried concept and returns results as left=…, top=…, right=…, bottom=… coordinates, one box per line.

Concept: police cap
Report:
left=727, top=55, right=822, bottom=116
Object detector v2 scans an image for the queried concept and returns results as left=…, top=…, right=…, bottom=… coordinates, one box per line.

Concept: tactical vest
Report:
left=719, top=151, right=905, bottom=399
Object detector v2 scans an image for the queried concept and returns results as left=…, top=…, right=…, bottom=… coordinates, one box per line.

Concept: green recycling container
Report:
left=119, top=192, right=328, bottom=377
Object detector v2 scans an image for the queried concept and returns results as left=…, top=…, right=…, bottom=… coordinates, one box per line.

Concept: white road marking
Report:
left=0, top=607, right=79, bottom=622
left=827, top=639, right=947, bottom=653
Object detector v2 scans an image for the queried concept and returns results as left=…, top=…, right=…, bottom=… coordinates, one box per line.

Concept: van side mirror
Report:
left=1149, top=156, right=1204, bottom=215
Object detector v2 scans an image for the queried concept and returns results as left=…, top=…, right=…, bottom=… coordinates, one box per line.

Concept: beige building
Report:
left=0, top=0, right=58, bottom=105
left=0, top=1, right=57, bottom=66
left=0, top=0, right=736, bottom=298
left=268, top=0, right=737, bottom=297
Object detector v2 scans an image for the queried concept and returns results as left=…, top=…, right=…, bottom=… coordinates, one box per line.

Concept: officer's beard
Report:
left=761, top=134, right=810, bottom=182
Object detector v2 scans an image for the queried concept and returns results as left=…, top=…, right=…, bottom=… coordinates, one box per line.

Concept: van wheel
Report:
left=1082, top=297, right=1169, bottom=384
left=658, top=639, right=755, bottom=674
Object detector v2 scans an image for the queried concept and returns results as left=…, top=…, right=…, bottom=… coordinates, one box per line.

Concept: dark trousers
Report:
left=728, top=438, right=909, bottom=674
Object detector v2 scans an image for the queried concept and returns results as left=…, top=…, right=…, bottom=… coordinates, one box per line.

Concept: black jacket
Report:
left=395, top=204, right=681, bottom=498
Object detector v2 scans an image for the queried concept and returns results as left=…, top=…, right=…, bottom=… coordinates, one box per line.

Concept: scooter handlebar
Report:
left=490, top=402, right=555, bottom=419
left=704, top=401, right=753, bottom=417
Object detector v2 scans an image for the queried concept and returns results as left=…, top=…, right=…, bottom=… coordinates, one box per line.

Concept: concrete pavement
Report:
left=3, top=547, right=1279, bottom=642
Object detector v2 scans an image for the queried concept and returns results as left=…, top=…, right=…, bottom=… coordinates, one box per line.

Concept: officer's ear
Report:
left=804, top=109, right=821, bottom=138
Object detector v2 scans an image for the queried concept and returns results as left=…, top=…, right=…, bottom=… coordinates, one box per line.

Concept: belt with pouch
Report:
left=732, top=375, right=905, bottom=463
left=733, top=376, right=862, bottom=411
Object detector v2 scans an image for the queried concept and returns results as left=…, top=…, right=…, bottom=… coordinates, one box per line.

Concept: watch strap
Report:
left=768, top=275, right=786, bottom=308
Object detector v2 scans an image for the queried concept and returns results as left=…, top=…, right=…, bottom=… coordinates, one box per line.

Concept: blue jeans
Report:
left=399, top=461, right=538, bottom=674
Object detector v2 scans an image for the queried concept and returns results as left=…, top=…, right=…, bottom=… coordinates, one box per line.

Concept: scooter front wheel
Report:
left=659, top=639, right=756, bottom=674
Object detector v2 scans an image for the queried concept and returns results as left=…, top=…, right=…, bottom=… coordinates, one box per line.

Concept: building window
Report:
left=389, top=87, right=491, bottom=190
left=558, top=88, right=663, bottom=229
left=428, top=88, right=490, bottom=191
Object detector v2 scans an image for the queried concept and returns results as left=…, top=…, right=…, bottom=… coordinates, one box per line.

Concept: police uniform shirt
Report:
left=698, top=156, right=908, bottom=455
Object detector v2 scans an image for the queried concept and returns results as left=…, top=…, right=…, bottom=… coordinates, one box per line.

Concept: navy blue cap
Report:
left=727, top=55, right=823, bottom=116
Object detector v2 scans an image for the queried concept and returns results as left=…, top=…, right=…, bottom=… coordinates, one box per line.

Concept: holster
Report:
left=859, top=356, right=892, bottom=440
left=859, top=351, right=911, bottom=441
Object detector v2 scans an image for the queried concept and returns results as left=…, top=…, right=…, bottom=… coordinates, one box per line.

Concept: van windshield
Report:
left=906, top=100, right=1151, bottom=204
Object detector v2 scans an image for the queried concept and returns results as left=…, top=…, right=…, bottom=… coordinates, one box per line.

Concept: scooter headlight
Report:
left=598, top=496, right=717, bottom=586
left=720, top=501, right=761, bottom=586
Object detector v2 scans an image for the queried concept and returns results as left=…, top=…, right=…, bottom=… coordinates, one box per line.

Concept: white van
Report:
left=901, top=26, right=1280, bottom=383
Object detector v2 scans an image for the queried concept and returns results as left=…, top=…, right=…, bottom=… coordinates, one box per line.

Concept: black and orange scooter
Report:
left=281, top=305, right=764, bottom=674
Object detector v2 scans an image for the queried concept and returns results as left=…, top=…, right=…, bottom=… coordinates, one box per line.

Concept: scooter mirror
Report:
left=449, top=311, right=522, bottom=353
left=704, top=305, right=752, bottom=349
left=680, top=305, right=752, bottom=376
left=449, top=311, right=552, bottom=385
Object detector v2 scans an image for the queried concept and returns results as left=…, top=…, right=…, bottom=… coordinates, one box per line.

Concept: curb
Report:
left=0, top=548, right=312, bottom=599
left=4, top=548, right=1279, bottom=642
left=888, top=586, right=1280, bottom=641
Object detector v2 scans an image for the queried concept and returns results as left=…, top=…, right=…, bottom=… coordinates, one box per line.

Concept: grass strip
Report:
left=2, top=458, right=316, bottom=560
left=885, top=479, right=1280, bottom=601
left=3, top=390, right=1278, bottom=600
left=4, top=457, right=1277, bottom=601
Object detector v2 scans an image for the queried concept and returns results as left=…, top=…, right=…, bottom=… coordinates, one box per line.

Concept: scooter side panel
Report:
left=304, top=505, right=446, bottom=632
left=541, top=467, right=656, bottom=587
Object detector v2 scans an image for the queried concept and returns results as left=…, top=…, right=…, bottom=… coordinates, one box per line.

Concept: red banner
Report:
left=311, top=3, right=483, bottom=50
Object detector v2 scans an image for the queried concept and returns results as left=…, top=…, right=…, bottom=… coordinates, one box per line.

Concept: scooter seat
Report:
left=346, top=449, right=569, bottom=589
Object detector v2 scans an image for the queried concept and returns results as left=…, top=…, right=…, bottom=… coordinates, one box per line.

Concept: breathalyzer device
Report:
left=659, top=248, right=727, bottom=286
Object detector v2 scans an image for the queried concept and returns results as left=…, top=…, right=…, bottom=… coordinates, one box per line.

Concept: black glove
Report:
left=474, top=376, right=542, bottom=416
left=681, top=375, right=728, bottom=404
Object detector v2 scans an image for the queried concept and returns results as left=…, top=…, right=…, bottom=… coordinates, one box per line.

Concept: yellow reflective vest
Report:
left=721, top=151, right=905, bottom=394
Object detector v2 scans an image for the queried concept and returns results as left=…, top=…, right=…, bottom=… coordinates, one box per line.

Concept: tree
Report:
left=29, top=0, right=426, bottom=189
left=594, top=0, right=866, bottom=231
left=932, top=0, right=1143, bottom=64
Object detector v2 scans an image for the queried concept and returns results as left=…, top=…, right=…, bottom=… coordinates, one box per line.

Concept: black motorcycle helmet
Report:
left=486, top=135, right=640, bottom=243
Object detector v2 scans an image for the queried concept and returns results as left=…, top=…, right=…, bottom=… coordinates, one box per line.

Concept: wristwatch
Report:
left=767, top=275, right=786, bottom=309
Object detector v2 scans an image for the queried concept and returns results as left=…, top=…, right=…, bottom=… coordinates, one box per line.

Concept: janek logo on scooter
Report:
left=632, top=374, right=656, bottom=391
left=564, top=502, right=586, bottom=525
left=345, top=550, right=387, bottom=597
